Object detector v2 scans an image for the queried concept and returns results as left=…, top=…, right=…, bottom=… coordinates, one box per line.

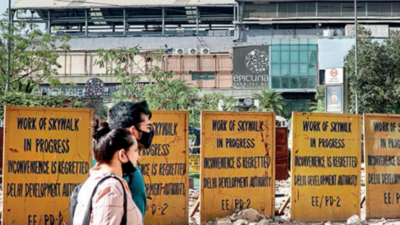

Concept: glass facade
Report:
left=270, top=43, right=317, bottom=89
left=286, top=99, right=312, bottom=116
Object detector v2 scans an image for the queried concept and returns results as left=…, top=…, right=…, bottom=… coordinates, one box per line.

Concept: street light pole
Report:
left=5, top=0, right=11, bottom=93
left=354, top=0, right=358, bottom=114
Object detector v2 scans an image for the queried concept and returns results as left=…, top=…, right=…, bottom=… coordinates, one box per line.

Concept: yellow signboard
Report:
left=201, top=111, right=275, bottom=223
left=3, top=106, right=93, bottom=225
left=291, top=112, right=361, bottom=222
left=364, top=114, right=400, bottom=219
left=189, top=154, right=200, bottom=174
left=141, top=111, right=189, bottom=224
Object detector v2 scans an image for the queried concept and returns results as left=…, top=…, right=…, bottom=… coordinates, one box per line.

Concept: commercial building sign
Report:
left=201, top=111, right=275, bottom=223
left=142, top=111, right=189, bottom=224
left=233, top=46, right=269, bottom=89
left=325, top=68, right=343, bottom=84
left=33, top=82, right=150, bottom=99
left=3, top=106, right=93, bottom=224
left=291, top=112, right=361, bottom=222
left=364, top=114, right=400, bottom=219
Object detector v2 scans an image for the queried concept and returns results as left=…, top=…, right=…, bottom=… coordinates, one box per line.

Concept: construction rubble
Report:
left=188, top=172, right=400, bottom=225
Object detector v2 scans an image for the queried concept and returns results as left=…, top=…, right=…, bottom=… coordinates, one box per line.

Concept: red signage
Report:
left=330, top=68, right=338, bottom=77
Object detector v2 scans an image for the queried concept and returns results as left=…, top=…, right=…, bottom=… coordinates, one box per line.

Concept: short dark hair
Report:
left=91, top=119, right=136, bottom=164
left=109, top=101, right=152, bottom=129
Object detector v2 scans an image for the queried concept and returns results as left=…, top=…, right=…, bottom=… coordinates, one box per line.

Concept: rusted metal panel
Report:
left=291, top=112, right=361, bottom=222
left=201, top=111, right=275, bottom=223
left=276, top=128, right=287, bottom=145
left=364, top=113, right=400, bottom=219
left=276, top=127, right=289, bottom=180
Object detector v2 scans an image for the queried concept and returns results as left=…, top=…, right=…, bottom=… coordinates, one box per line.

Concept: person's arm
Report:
left=92, top=183, right=124, bottom=225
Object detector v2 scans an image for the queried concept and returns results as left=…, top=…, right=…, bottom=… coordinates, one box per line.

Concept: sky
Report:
left=0, top=0, right=16, bottom=18
left=0, top=0, right=45, bottom=30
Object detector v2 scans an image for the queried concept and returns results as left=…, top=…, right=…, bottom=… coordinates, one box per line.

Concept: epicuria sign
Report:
left=233, top=46, right=270, bottom=89
left=245, top=49, right=269, bottom=74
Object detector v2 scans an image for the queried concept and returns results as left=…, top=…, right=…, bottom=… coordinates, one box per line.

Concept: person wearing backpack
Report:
left=72, top=119, right=143, bottom=225
left=108, top=101, right=154, bottom=219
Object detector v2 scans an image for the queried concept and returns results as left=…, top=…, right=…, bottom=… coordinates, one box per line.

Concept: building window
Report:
left=287, top=99, right=312, bottom=117
left=192, top=73, right=215, bottom=80
left=270, top=44, right=317, bottom=89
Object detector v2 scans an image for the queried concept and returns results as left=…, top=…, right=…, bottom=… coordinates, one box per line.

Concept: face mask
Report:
left=137, top=128, right=154, bottom=149
left=120, top=153, right=137, bottom=177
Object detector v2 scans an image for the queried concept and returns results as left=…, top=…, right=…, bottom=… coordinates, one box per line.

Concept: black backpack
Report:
left=69, top=174, right=127, bottom=225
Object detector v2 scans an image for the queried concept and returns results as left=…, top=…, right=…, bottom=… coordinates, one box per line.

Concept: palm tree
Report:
left=221, top=97, right=237, bottom=111
left=310, top=99, right=325, bottom=113
left=252, top=90, right=288, bottom=117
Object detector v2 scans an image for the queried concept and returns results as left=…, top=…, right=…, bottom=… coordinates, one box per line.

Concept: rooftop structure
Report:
left=12, top=0, right=237, bottom=37
left=12, top=0, right=236, bottom=9
left=236, top=0, right=400, bottom=25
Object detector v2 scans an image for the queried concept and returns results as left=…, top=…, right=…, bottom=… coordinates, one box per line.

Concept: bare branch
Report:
left=9, top=67, right=40, bottom=84
left=0, top=65, right=6, bottom=74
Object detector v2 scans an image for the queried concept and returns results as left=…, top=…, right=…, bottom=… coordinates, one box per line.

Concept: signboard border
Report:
left=363, top=113, right=400, bottom=220
left=290, top=112, right=361, bottom=222
left=200, top=111, right=276, bottom=223
left=2, top=105, right=93, bottom=224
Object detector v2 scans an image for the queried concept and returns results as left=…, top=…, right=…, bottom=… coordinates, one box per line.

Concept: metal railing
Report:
left=53, top=30, right=234, bottom=38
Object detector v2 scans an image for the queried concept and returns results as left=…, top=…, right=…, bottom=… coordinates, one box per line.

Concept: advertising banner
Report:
left=233, top=46, right=269, bottom=89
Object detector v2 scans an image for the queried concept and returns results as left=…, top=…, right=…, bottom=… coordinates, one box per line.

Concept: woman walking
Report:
left=73, top=119, right=143, bottom=225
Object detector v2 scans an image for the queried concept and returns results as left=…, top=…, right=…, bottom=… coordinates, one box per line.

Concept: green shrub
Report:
left=0, top=93, right=85, bottom=121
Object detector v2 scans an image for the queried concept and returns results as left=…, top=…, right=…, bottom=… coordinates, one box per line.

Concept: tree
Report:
left=344, top=27, right=400, bottom=114
left=143, top=67, right=199, bottom=111
left=95, top=46, right=161, bottom=102
left=188, top=93, right=236, bottom=128
left=141, top=67, right=235, bottom=128
left=0, top=11, right=70, bottom=94
left=252, top=90, right=288, bottom=117
left=11, top=78, right=35, bottom=93
left=310, top=86, right=325, bottom=113
left=95, top=46, right=236, bottom=127
left=0, top=92, right=85, bottom=121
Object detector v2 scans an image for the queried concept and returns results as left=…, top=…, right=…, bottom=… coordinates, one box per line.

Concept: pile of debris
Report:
left=189, top=189, right=200, bottom=209
left=202, top=208, right=286, bottom=225
left=199, top=209, right=389, bottom=225
left=189, top=189, right=201, bottom=224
